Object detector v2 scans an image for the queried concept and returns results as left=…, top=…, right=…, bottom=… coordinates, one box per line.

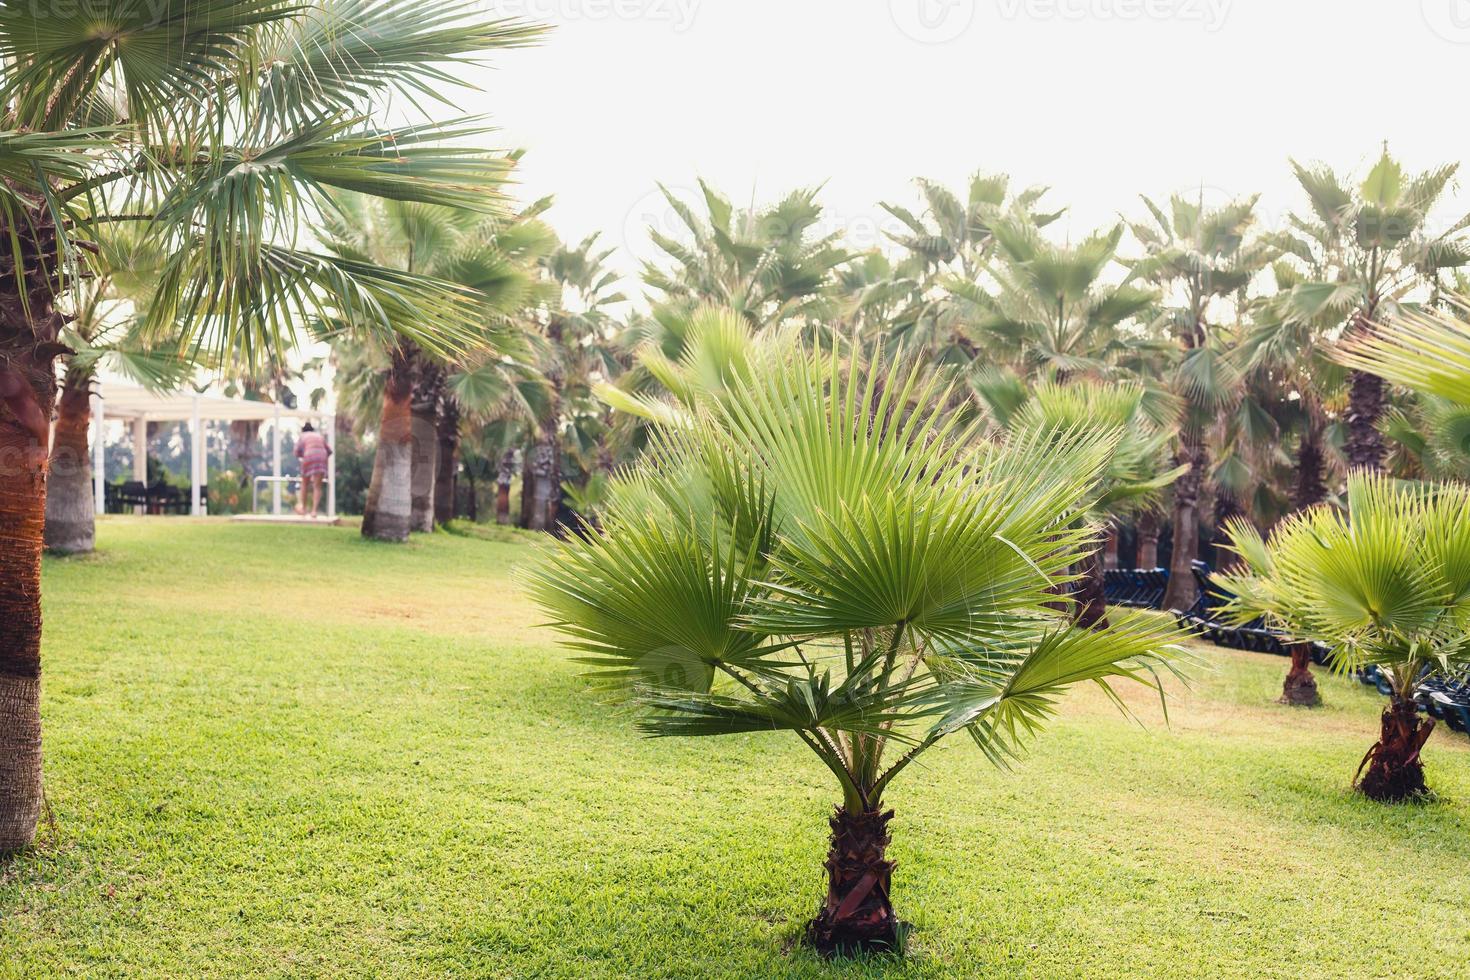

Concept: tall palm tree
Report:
left=321, top=193, right=551, bottom=539
left=521, top=233, right=626, bottom=531
left=1280, top=150, right=1468, bottom=471
left=948, top=217, right=1156, bottom=379
left=530, top=341, right=1185, bottom=955
left=640, top=181, right=849, bottom=331
left=1217, top=474, right=1470, bottom=801
left=1239, top=261, right=1349, bottom=512
left=876, top=173, right=1062, bottom=364
left=1128, top=193, right=1272, bottom=611
left=0, top=0, right=545, bottom=852
left=44, top=229, right=190, bottom=554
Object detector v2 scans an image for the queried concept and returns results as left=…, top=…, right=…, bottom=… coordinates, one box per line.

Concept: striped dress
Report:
left=295, top=431, right=331, bottom=479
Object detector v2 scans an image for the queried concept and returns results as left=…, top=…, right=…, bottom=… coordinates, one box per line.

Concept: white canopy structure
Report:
left=91, top=383, right=337, bottom=520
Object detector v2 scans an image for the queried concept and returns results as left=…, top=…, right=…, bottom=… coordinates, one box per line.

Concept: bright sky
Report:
left=470, top=0, right=1470, bottom=297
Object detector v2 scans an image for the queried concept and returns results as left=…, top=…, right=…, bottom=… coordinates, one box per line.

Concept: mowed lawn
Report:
left=3, top=519, right=1470, bottom=979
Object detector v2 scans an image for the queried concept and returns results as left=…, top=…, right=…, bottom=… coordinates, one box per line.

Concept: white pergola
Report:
left=92, top=383, right=336, bottom=519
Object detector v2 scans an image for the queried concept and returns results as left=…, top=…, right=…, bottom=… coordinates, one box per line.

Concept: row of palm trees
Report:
left=344, top=151, right=1470, bottom=616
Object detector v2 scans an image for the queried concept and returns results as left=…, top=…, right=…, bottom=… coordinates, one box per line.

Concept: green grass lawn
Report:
left=3, top=518, right=1469, bottom=978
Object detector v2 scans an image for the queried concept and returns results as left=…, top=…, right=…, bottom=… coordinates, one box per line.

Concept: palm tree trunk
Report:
left=0, top=195, right=67, bottom=853
left=44, top=363, right=95, bottom=555
left=1356, top=696, right=1433, bottom=802
left=1161, top=438, right=1205, bottom=611
left=228, top=419, right=261, bottom=478
left=1075, top=546, right=1110, bottom=629
left=362, top=348, right=415, bottom=543
left=1344, top=306, right=1385, bottom=472
left=1345, top=369, right=1386, bottom=472
left=1279, top=643, right=1320, bottom=707
left=527, top=439, right=557, bottom=532
left=496, top=449, right=515, bottom=525
left=409, top=359, right=441, bottom=534
left=806, top=806, right=900, bottom=956
left=528, top=372, right=563, bottom=533
left=1136, top=511, right=1159, bottom=568
left=433, top=397, right=459, bottom=526
left=519, top=447, right=535, bottom=528
left=1293, top=423, right=1327, bottom=511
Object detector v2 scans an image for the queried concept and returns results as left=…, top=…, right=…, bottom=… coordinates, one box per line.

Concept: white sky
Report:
left=466, top=0, right=1470, bottom=299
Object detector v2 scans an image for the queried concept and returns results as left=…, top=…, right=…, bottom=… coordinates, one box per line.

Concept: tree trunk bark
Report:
left=361, top=348, right=415, bottom=543
left=433, top=396, right=459, bottom=526
left=1161, top=438, right=1205, bottom=611
left=1074, top=546, right=1110, bottom=629
left=807, top=806, right=900, bottom=956
left=1345, top=306, right=1385, bottom=472
left=496, top=449, right=515, bottom=526
left=527, top=438, right=558, bottom=532
left=0, top=193, right=67, bottom=852
left=528, top=365, right=563, bottom=532
left=409, top=359, right=441, bottom=534
left=1293, top=423, right=1327, bottom=512
left=1103, top=526, right=1120, bottom=570
left=1357, top=696, right=1433, bottom=802
left=519, top=445, right=537, bottom=528
left=1279, top=643, right=1320, bottom=707
left=44, top=363, right=95, bottom=555
left=1136, top=511, right=1159, bottom=569
left=1345, top=368, right=1385, bottom=472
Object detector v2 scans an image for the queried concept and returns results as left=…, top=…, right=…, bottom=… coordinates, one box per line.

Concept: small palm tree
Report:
left=1216, top=474, right=1470, bottom=801
left=529, top=340, right=1185, bottom=955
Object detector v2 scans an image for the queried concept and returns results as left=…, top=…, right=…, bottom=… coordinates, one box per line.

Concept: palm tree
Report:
left=44, top=230, right=189, bottom=555
left=948, top=217, right=1156, bottom=379
left=0, top=0, right=545, bottom=852
left=321, top=193, right=551, bottom=539
left=520, top=234, right=627, bottom=531
left=1239, top=261, right=1349, bottom=512
left=640, top=181, right=849, bottom=331
left=1128, top=193, right=1273, bottom=611
left=529, top=340, right=1185, bottom=955
left=1280, top=150, right=1468, bottom=471
left=1217, top=474, right=1470, bottom=801
left=875, top=173, right=1062, bottom=364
